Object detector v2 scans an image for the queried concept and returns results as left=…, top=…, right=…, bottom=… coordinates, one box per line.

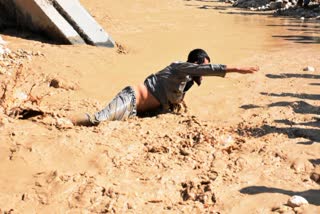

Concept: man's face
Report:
left=193, top=57, right=208, bottom=86
left=203, top=58, right=210, bottom=64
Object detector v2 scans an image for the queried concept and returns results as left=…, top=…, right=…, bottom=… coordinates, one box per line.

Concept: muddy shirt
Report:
left=144, top=61, right=226, bottom=110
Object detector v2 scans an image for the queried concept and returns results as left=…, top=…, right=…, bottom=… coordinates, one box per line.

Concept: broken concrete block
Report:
left=53, top=0, right=115, bottom=47
left=0, top=0, right=114, bottom=47
left=11, top=0, right=85, bottom=45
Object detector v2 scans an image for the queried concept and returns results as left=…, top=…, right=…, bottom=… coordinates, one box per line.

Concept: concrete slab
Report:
left=53, top=0, right=115, bottom=47
left=0, top=0, right=114, bottom=47
left=10, top=0, right=85, bottom=44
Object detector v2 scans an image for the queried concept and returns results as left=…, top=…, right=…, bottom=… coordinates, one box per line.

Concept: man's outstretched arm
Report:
left=225, top=66, right=259, bottom=74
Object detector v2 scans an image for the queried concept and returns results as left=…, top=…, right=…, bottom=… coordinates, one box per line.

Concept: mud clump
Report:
left=181, top=180, right=216, bottom=205
left=49, top=77, right=79, bottom=91
left=310, top=172, right=320, bottom=184
left=115, top=42, right=129, bottom=55
left=0, top=45, right=74, bottom=129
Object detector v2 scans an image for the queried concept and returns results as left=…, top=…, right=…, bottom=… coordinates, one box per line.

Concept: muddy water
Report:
left=1, top=2, right=319, bottom=212
left=6, top=0, right=319, bottom=121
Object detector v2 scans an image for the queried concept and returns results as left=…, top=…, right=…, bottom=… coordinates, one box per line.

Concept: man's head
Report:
left=187, top=49, right=211, bottom=86
left=187, top=49, right=211, bottom=64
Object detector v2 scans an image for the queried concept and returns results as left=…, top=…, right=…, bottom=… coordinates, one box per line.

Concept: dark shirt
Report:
left=144, top=61, right=226, bottom=109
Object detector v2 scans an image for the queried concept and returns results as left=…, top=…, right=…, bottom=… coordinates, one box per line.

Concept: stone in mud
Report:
left=49, top=79, right=60, bottom=88
left=287, top=195, right=308, bottom=208
left=49, top=78, right=79, bottom=90
left=303, top=66, right=315, bottom=72
left=310, top=172, right=320, bottom=184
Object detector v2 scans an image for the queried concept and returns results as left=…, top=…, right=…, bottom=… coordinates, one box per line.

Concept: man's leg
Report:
left=91, top=86, right=137, bottom=123
left=71, top=86, right=137, bottom=126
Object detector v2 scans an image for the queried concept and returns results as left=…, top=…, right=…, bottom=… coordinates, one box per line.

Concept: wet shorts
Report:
left=90, top=86, right=137, bottom=124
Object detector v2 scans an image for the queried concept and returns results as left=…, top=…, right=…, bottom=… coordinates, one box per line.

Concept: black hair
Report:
left=187, top=49, right=211, bottom=64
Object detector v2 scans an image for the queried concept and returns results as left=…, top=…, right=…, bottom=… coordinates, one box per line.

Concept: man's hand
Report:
left=238, top=66, right=259, bottom=74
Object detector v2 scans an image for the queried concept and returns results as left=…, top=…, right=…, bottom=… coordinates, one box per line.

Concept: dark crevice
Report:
left=18, top=109, right=44, bottom=120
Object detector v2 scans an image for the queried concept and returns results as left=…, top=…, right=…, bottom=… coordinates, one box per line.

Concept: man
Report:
left=72, top=49, right=259, bottom=126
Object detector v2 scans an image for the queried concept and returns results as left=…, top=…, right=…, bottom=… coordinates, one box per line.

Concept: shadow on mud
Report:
left=261, top=92, right=320, bottom=101
left=268, top=19, right=320, bottom=44
left=266, top=73, right=320, bottom=79
left=0, top=5, right=57, bottom=45
left=240, top=186, right=320, bottom=206
left=272, top=35, right=320, bottom=44
left=241, top=100, right=319, bottom=114
left=309, top=158, right=320, bottom=166
left=0, top=26, right=57, bottom=45
left=275, top=119, right=320, bottom=128
left=269, top=101, right=319, bottom=114
left=240, top=100, right=320, bottom=143
left=243, top=124, right=320, bottom=143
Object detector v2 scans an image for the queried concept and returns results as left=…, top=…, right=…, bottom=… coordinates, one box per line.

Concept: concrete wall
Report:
left=11, top=0, right=85, bottom=44
left=0, top=0, right=114, bottom=47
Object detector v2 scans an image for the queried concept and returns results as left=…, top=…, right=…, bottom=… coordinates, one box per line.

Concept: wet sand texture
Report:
left=0, top=0, right=319, bottom=213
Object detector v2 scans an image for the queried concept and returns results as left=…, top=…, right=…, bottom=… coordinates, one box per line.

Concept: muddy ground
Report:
left=0, top=0, right=319, bottom=213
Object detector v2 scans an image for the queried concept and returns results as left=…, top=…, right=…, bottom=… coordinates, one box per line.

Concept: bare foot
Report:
left=69, top=113, right=96, bottom=126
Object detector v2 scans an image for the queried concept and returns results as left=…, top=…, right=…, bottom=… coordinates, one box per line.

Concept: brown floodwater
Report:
left=4, top=0, right=319, bottom=121
left=1, top=2, right=320, bottom=213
